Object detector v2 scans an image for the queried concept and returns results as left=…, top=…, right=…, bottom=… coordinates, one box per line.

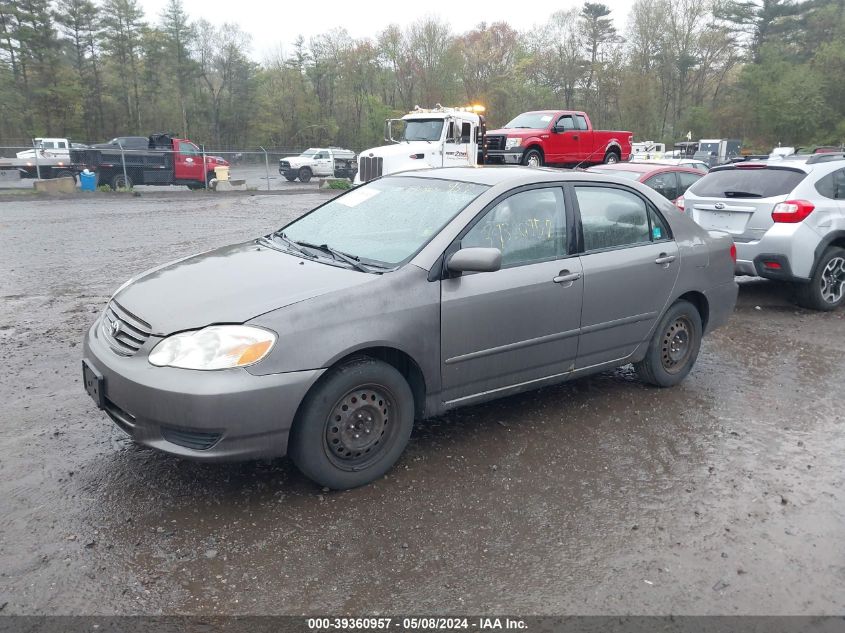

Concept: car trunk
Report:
left=685, top=166, right=807, bottom=242
left=689, top=196, right=788, bottom=242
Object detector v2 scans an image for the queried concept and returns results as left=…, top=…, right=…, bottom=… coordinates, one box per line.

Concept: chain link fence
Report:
left=0, top=142, right=362, bottom=192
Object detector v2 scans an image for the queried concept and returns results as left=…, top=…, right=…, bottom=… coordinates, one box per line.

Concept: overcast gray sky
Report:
left=137, top=0, right=633, bottom=61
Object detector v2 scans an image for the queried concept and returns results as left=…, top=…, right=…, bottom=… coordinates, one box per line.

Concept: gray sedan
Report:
left=82, top=167, right=738, bottom=489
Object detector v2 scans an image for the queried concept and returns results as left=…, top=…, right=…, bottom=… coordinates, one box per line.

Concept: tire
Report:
left=110, top=173, right=132, bottom=190
left=521, top=148, right=543, bottom=168
left=288, top=357, right=415, bottom=489
left=298, top=166, right=312, bottom=183
left=284, top=175, right=297, bottom=182
left=635, top=300, right=703, bottom=388
left=603, top=150, right=620, bottom=164
left=795, top=247, right=845, bottom=311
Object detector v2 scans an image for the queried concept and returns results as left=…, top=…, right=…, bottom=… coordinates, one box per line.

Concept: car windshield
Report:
left=688, top=167, right=806, bottom=199
left=503, top=112, right=554, bottom=129
left=281, top=176, right=488, bottom=266
left=587, top=168, right=642, bottom=180
left=402, top=120, right=444, bottom=142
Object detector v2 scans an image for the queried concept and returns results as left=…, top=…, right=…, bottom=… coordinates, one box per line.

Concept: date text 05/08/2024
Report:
left=307, top=617, right=528, bottom=630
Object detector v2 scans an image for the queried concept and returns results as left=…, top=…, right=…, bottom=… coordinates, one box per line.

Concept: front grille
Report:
left=161, top=425, right=222, bottom=451
left=279, top=160, right=291, bottom=170
left=102, top=300, right=151, bottom=356
left=486, top=135, right=506, bottom=151
left=359, top=156, right=383, bottom=182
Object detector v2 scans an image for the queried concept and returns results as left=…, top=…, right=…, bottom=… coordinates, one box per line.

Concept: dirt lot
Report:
left=0, top=192, right=843, bottom=615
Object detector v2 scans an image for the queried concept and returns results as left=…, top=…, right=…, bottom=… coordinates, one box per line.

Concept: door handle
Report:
left=654, top=253, right=676, bottom=265
left=572, top=135, right=579, bottom=140
left=553, top=270, right=582, bottom=284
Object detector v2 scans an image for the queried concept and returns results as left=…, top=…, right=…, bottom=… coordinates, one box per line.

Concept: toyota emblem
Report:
left=110, top=320, right=121, bottom=337
left=714, top=202, right=725, bottom=210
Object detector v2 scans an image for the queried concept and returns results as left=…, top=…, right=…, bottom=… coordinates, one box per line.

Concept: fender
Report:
left=604, top=139, right=623, bottom=155
left=810, top=230, right=845, bottom=278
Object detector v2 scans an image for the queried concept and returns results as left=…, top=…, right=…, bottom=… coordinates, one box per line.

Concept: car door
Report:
left=573, top=184, right=680, bottom=369
left=175, top=140, right=204, bottom=182
left=312, top=151, right=333, bottom=176
left=549, top=114, right=579, bottom=163
left=440, top=186, right=582, bottom=404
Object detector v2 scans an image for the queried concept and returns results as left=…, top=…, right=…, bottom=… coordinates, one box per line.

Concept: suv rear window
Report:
left=688, top=167, right=806, bottom=199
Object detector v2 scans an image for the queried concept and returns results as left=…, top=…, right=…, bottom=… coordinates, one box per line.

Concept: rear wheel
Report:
left=521, top=148, right=543, bottom=168
left=635, top=300, right=702, bottom=387
left=796, top=247, right=845, bottom=311
left=298, top=166, right=313, bottom=183
left=56, top=170, right=76, bottom=182
left=603, top=150, right=620, bottom=164
left=288, top=357, right=415, bottom=489
left=110, top=173, right=132, bottom=190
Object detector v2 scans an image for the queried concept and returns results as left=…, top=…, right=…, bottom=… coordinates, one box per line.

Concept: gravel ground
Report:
left=0, top=191, right=843, bottom=616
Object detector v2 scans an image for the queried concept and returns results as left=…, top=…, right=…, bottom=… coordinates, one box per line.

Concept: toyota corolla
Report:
left=83, top=167, right=738, bottom=489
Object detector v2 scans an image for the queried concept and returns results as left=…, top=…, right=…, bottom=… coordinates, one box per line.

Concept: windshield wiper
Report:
left=294, top=241, right=380, bottom=273
left=264, top=232, right=317, bottom=258
left=723, top=191, right=763, bottom=198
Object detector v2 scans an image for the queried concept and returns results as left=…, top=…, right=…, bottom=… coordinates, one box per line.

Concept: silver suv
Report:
left=681, top=154, right=845, bottom=310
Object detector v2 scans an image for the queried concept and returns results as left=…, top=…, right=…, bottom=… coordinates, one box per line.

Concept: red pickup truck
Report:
left=70, top=133, right=227, bottom=189
left=485, top=110, right=632, bottom=168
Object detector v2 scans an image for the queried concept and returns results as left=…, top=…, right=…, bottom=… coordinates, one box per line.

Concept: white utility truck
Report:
left=278, top=147, right=357, bottom=183
left=355, top=105, right=487, bottom=184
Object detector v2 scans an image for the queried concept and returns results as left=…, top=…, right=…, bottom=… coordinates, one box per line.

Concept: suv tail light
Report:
left=729, top=242, right=737, bottom=264
left=772, top=199, right=815, bottom=223
left=674, top=196, right=685, bottom=211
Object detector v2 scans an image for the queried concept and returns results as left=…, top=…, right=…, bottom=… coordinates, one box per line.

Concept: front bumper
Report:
left=82, top=319, right=325, bottom=461
left=484, top=150, right=524, bottom=165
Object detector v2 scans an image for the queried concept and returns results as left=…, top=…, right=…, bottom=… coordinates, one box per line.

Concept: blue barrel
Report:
left=80, top=171, right=96, bottom=191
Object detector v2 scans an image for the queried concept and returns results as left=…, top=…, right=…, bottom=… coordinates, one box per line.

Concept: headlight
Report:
left=505, top=138, right=523, bottom=150
left=148, top=325, right=276, bottom=370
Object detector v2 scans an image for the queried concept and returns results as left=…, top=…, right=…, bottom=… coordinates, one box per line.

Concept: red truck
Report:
left=70, top=133, right=227, bottom=190
left=484, top=110, right=632, bottom=168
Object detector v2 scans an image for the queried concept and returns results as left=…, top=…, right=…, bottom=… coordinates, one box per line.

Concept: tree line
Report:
left=0, top=0, right=843, bottom=152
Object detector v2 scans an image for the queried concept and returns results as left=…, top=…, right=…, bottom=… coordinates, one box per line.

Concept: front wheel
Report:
left=288, top=357, right=415, bottom=489
left=298, top=166, right=312, bottom=183
left=110, top=173, right=132, bottom=190
left=521, top=149, right=543, bottom=168
left=635, top=300, right=702, bottom=387
left=795, top=247, right=845, bottom=311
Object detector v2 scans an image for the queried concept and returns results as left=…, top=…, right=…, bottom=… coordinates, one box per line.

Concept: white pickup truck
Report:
left=278, top=147, right=357, bottom=183
left=15, top=137, right=74, bottom=160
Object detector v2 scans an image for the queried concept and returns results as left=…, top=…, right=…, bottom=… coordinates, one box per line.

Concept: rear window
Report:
left=688, top=167, right=806, bottom=199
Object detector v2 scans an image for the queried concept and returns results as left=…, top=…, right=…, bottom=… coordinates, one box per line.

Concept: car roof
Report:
left=388, top=166, right=672, bottom=188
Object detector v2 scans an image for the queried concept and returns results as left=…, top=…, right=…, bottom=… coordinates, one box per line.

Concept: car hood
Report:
left=280, top=156, right=314, bottom=167
left=114, top=241, right=372, bottom=335
left=486, top=127, right=547, bottom=137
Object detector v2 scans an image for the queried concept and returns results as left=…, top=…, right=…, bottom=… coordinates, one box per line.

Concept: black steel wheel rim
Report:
left=660, top=316, right=693, bottom=374
left=324, top=383, right=398, bottom=471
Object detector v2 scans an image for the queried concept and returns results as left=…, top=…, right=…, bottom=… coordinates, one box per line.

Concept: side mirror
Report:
left=447, top=247, right=502, bottom=274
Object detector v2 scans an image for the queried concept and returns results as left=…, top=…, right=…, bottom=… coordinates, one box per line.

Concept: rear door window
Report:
left=643, top=172, right=679, bottom=200
left=678, top=171, right=702, bottom=195
left=576, top=186, right=653, bottom=251
left=815, top=168, right=845, bottom=200
left=688, top=167, right=806, bottom=199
